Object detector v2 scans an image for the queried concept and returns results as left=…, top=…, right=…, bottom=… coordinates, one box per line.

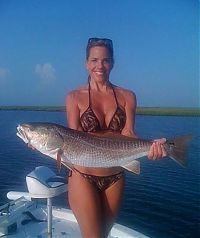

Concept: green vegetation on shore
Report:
left=0, top=106, right=65, bottom=112
left=0, top=106, right=199, bottom=116
left=136, top=107, right=200, bottom=116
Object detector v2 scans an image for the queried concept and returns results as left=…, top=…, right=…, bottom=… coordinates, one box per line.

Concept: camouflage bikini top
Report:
left=80, top=82, right=126, bottom=133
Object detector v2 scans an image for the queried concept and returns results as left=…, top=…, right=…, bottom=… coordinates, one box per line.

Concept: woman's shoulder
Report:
left=112, top=84, right=136, bottom=99
left=67, top=84, right=88, bottom=99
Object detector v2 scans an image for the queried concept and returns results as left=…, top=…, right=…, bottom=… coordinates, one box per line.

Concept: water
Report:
left=0, top=111, right=199, bottom=238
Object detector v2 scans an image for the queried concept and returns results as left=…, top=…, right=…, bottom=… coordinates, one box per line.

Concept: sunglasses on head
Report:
left=87, top=38, right=113, bottom=48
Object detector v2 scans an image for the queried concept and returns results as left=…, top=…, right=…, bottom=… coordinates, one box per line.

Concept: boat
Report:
left=0, top=166, right=149, bottom=238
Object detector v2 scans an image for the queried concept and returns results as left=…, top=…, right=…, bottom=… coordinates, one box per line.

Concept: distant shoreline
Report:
left=0, top=106, right=199, bottom=116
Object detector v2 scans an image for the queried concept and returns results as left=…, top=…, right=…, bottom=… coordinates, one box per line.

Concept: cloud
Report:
left=35, top=63, right=56, bottom=82
left=0, top=68, right=10, bottom=81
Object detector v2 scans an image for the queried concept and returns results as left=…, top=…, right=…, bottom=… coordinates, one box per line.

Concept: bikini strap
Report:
left=111, top=84, right=119, bottom=107
left=88, top=76, right=92, bottom=107
left=88, top=79, right=118, bottom=108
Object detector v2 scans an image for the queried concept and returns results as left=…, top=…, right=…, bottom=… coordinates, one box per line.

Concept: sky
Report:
left=0, top=0, right=199, bottom=107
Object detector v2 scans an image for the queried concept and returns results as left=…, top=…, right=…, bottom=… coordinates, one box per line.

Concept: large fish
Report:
left=16, top=122, right=192, bottom=174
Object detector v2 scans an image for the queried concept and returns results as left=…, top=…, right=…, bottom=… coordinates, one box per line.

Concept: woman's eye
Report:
left=104, top=59, right=112, bottom=64
left=104, top=59, right=109, bottom=63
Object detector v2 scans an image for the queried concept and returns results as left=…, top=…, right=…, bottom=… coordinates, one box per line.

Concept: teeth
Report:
left=95, top=72, right=104, bottom=75
left=16, top=125, right=29, bottom=144
left=17, top=132, right=28, bottom=144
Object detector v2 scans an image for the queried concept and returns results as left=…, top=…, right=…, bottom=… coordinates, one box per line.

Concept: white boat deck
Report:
left=0, top=198, right=148, bottom=238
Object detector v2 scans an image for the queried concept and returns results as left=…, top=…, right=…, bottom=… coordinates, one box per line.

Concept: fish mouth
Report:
left=16, top=125, right=29, bottom=144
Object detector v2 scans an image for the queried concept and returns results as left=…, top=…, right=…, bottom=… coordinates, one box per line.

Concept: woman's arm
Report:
left=66, top=90, right=83, bottom=130
left=121, top=89, right=166, bottom=160
left=121, top=90, right=138, bottom=138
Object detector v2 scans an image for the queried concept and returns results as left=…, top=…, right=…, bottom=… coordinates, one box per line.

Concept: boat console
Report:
left=5, top=166, right=67, bottom=237
left=26, top=166, right=67, bottom=237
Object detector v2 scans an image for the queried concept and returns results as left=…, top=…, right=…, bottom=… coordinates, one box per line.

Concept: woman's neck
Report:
left=89, top=77, right=111, bottom=92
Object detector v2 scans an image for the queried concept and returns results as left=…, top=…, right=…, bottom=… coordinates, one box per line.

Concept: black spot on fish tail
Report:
left=165, top=135, right=194, bottom=167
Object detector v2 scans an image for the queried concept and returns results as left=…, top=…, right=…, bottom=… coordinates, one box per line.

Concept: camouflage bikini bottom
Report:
left=69, top=168, right=125, bottom=191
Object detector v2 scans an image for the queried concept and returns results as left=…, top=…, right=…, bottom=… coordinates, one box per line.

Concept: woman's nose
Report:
left=96, top=60, right=104, bottom=68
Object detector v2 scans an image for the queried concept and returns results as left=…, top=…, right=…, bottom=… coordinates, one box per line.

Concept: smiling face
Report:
left=86, top=46, right=114, bottom=82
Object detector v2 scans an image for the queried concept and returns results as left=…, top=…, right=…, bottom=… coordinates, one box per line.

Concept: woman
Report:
left=66, top=38, right=166, bottom=238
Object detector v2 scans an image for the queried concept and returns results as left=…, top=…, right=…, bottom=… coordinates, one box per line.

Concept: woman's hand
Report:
left=148, top=138, right=167, bottom=160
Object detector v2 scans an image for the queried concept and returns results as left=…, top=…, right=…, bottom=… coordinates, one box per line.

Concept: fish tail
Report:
left=166, top=135, right=193, bottom=166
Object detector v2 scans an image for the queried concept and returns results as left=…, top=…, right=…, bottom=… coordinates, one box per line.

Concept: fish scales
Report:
left=54, top=125, right=148, bottom=166
left=61, top=129, right=150, bottom=167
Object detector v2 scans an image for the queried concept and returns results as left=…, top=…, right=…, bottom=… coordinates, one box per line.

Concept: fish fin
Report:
left=166, top=135, right=193, bottom=167
left=56, top=148, right=74, bottom=172
left=122, top=161, right=140, bottom=174
left=61, top=160, right=75, bottom=171
left=56, top=149, right=63, bottom=172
